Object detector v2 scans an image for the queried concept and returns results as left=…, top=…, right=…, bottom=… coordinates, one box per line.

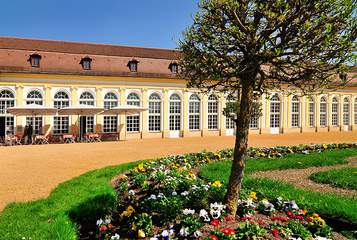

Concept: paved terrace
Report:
left=0, top=131, right=357, bottom=211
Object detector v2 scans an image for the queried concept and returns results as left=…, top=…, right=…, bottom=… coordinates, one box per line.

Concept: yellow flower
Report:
left=187, top=171, right=196, bottom=180
left=138, top=229, right=146, bottom=238
left=137, top=163, right=145, bottom=172
left=211, top=180, right=222, bottom=187
left=312, top=213, right=319, bottom=218
left=120, top=205, right=135, bottom=218
left=249, top=191, right=257, bottom=200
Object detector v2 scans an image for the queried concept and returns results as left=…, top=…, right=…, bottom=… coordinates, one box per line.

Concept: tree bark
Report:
left=225, top=74, right=256, bottom=215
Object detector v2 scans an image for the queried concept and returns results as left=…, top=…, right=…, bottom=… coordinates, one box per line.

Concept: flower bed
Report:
left=85, top=144, right=356, bottom=239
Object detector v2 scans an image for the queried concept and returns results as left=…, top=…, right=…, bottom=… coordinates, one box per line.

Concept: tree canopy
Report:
left=179, top=0, right=356, bottom=215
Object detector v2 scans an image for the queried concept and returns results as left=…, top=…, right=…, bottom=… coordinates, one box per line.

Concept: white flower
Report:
left=104, top=218, right=111, bottom=224
left=313, top=237, right=331, bottom=240
left=210, top=202, right=226, bottom=219
left=150, top=237, right=160, bottom=240
left=179, top=227, right=190, bottom=237
left=169, top=228, right=175, bottom=235
left=199, top=209, right=210, bottom=222
left=128, top=190, right=135, bottom=196
left=148, top=194, right=157, bottom=200
left=193, top=230, right=203, bottom=238
left=181, top=191, right=189, bottom=196
left=96, top=218, right=104, bottom=226
left=110, top=233, right=120, bottom=240
left=288, top=237, right=302, bottom=240
left=161, top=230, right=169, bottom=237
left=158, top=192, right=164, bottom=198
left=182, top=208, right=195, bottom=215
left=172, top=191, right=177, bottom=196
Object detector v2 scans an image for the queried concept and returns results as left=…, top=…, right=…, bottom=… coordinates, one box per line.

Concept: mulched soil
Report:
left=251, top=157, right=357, bottom=197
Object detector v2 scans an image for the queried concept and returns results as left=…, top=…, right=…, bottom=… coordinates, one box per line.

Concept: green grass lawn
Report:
left=199, top=148, right=357, bottom=182
left=1, top=148, right=356, bottom=239
left=199, top=149, right=357, bottom=225
left=310, top=167, right=357, bottom=190
left=0, top=161, right=141, bottom=240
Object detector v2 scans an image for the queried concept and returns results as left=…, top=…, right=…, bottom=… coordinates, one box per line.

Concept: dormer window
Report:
left=29, top=54, right=41, bottom=68
left=128, top=59, right=138, bottom=72
left=169, top=62, right=178, bottom=74
left=80, top=57, right=92, bottom=70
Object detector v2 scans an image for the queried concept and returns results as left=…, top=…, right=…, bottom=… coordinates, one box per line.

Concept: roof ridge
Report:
left=0, top=36, right=180, bottom=52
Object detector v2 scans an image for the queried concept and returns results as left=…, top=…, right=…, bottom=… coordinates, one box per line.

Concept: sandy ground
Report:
left=251, top=156, right=357, bottom=197
left=0, top=131, right=357, bottom=212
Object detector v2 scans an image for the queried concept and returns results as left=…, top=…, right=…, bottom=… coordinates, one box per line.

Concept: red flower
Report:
left=240, top=216, right=253, bottom=221
left=210, top=219, right=220, bottom=226
left=287, top=211, right=294, bottom=217
left=307, top=216, right=313, bottom=222
left=221, top=228, right=235, bottom=235
left=99, top=225, right=108, bottom=232
left=272, top=228, right=279, bottom=238
left=108, top=224, right=114, bottom=229
left=210, top=235, right=219, bottom=240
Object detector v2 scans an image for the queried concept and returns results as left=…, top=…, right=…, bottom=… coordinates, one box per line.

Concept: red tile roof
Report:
left=0, top=37, right=181, bottom=60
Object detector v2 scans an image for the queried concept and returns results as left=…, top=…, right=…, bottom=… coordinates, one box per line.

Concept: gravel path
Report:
left=251, top=156, right=357, bottom=197
left=0, top=131, right=356, bottom=212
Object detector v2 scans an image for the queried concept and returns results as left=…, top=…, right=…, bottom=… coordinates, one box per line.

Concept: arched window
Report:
left=126, top=93, right=140, bottom=132
left=320, top=97, right=327, bottom=127
left=79, top=91, right=95, bottom=133
left=104, top=92, right=118, bottom=110
left=343, top=97, right=350, bottom=126
left=103, top=92, right=119, bottom=133
left=355, top=98, right=357, bottom=125
left=26, top=90, right=43, bottom=105
left=308, top=97, right=315, bottom=127
left=291, top=95, right=300, bottom=127
left=53, top=91, right=70, bottom=134
left=189, top=94, right=200, bottom=130
left=225, top=95, right=235, bottom=129
left=0, top=89, right=15, bottom=135
left=208, top=95, right=218, bottom=130
left=0, top=89, right=15, bottom=114
left=331, top=97, right=338, bottom=126
left=54, top=91, right=70, bottom=109
left=169, top=94, right=181, bottom=131
left=148, top=93, right=161, bottom=132
left=26, top=90, right=43, bottom=134
left=270, top=94, right=280, bottom=128
left=79, top=91, right=95, bottom=106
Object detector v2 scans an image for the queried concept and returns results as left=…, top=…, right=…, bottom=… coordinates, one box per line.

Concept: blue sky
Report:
left=0, top=0, right=198, bottom=49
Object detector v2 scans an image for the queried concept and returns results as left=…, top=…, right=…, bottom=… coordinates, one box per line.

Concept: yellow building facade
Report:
left=0, top=37, right=356, bottom=141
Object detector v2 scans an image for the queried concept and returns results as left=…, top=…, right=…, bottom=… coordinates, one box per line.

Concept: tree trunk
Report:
left=225, top=75, right=255, bottom=215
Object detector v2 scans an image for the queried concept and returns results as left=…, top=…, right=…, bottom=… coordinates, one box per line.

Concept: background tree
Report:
left=179, top=0, right=356, bottom=215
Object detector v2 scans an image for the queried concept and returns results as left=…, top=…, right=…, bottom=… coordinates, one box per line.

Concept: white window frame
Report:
left=343, top=97, right=350, bottom=126
left=331, top=97, right=338, bottom=126
left=308, top=97, right=315, bottom=127
left=270, top=94, right=280, bottom=128
left=26, top=90, right=43, bottom=106
left=188, top=94, right=200, bottom=131
left=148, top=93, right=161, bottom=132
left=320, top=97, right=327, bottom=127
left=208, top=95, right=218, bottom=130
left=169, top=94, right=181, bottom=131
left=53, top=91, right=70, bottom=134
left=291, top=95, right=300, bottom=128
left=126, top=93, right=140, bottom=132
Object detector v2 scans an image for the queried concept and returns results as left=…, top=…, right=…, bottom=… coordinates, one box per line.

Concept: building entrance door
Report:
left=0, top=117, right=5, bottom=138
left=80, top=116, right=87, bottom=139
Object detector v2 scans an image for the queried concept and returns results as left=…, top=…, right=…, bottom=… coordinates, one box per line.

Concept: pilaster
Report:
left=162, top=89, right=170, bottom=138
left=141, top=88, right=148, bottom=138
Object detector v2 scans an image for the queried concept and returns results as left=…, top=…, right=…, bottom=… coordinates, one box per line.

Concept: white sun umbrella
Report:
left=7, top=105, right=58, bottom=133
left=58, top=105, right=105, bottom=139
left=100, top=105, right=148, bottom=140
